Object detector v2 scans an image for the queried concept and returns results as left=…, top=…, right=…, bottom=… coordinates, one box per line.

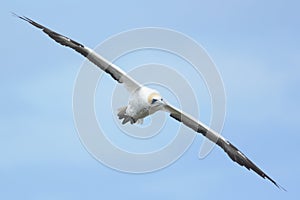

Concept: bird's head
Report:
left=147, top=92, right=165, bottom=109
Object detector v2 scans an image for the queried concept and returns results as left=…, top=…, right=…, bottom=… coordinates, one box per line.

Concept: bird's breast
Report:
left=126, top=87, right=154, bottom=119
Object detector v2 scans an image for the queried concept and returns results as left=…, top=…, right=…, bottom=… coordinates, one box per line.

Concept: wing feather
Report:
left=164, top=103, right=285, bottom=190
left=14, top=14, right=141, bottom=92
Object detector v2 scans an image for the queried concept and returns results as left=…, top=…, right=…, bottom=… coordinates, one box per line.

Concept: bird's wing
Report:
left=163, top=102, right=285, bottom=190
left=14, top=14, right=141, bottom=93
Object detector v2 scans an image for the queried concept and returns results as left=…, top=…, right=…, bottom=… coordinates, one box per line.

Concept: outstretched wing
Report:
left=164, top=103, right=285, bottom=190
left=14, top=14, right=141, bottom=92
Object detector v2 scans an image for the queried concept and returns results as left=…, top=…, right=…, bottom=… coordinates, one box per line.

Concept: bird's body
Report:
left=15, top=13, right=285, bottom=190
left=118, top=87, right=163, bottom=124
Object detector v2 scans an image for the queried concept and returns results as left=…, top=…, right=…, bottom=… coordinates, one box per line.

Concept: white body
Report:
left=118, top=86, right=164, bottom=124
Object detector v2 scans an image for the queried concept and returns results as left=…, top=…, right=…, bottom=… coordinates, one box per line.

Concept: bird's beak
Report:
left=151, top=99, right=166, bottom=108
left=157, top=99, right=167, bottom=107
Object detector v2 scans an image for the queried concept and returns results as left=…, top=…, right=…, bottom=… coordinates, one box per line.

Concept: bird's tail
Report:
left=117, top=106, right=135, bottom=124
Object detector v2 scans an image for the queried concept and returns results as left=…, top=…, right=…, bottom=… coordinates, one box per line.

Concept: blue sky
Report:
left=1, top=0, right=300, bottom=199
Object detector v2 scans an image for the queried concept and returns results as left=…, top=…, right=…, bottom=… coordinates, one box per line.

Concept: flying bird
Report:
left=14, top=14, right=285, bottom=190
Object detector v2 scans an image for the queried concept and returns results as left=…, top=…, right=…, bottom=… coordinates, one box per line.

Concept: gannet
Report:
left=14, top=14, right=285, bottom=190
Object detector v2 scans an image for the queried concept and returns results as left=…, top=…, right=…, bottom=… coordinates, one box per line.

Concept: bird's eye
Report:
left=151, top=99, right=158, bottom=104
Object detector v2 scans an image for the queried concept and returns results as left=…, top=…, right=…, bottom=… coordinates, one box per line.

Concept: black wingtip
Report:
left=12, top=12, right=45, bottom=30
left=277, top=184, right=287, bottom=192
left=11, top=12, right=28, bottom=22
left=11, top=12, right=18, bottom=18
left=13, top=12, right=89, bottom=58
left=216, top=139, right=286, bottom=191
left=268, top=177, right=287, bottom=192
left=11, top=12, right=20, bottom=17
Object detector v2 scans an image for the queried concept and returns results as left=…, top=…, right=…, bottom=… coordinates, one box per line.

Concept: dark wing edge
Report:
left=164, top=103, right=286, bottom=191
left=13, top=13, right=141, bottom=92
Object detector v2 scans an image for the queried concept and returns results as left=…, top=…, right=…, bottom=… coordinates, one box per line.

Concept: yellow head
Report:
left=147, top=92, right=162, bottom=105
